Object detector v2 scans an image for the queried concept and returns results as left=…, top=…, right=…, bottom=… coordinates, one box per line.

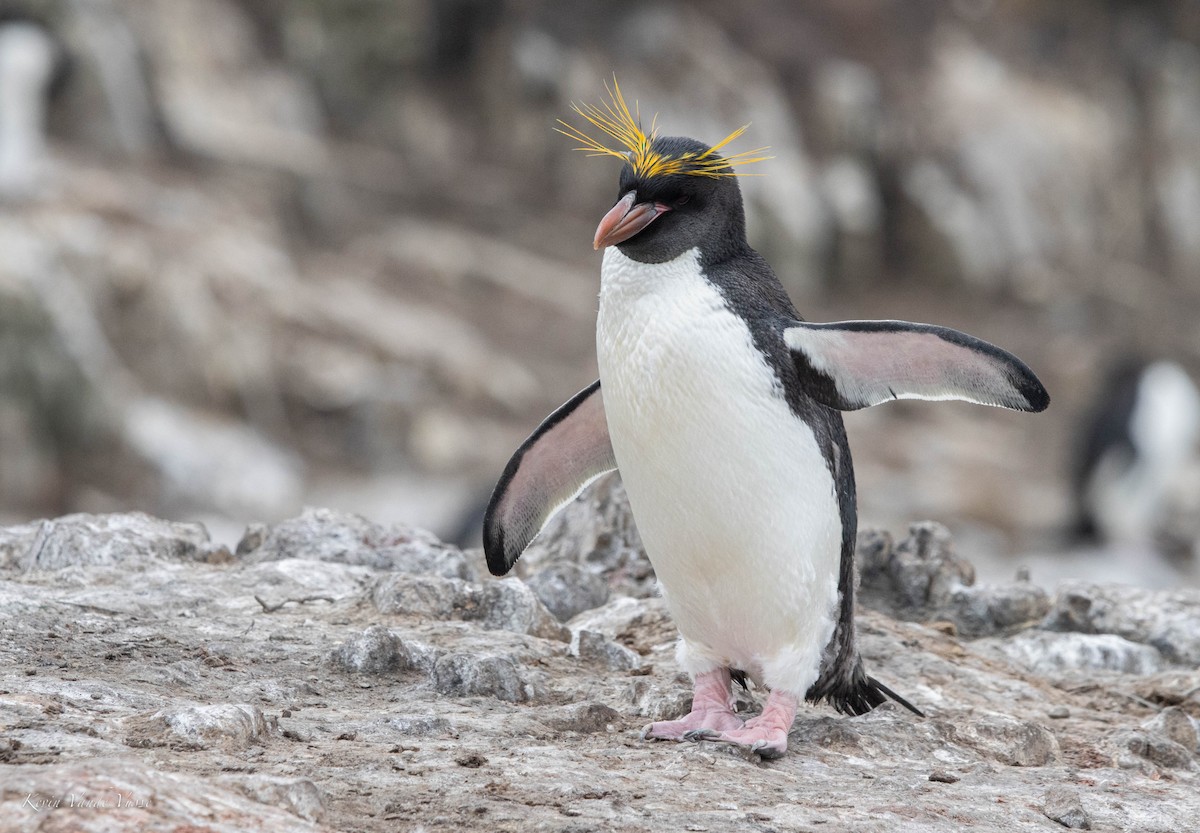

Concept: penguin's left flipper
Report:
left=483, top=380, right=616, bottom=576
left=784, top=320, right=1049, bottom=413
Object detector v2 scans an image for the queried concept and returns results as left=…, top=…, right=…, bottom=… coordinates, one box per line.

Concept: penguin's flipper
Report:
left=483, top=380, right=616, bottom=576
left=784, top=320, right=1049, bottom=413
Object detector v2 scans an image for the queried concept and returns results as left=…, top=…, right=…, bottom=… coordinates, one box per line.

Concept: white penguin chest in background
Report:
left=596, top=247, right=841, bottom=672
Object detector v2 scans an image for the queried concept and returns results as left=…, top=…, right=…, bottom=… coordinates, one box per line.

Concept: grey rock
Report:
left=142, top=703, right=272, bottom=749
left=371, top=573, right=469, bottom=619
left=431, top=653, right=534, bottom=702
left=244, top=558, right=372, bottom=611
left=859, top=521, right=1048, bottom=637
left=371, top=572, right=568, bottom=641
left=330, top=625, right=410, bottom=675
left=1048, top=706, right=1071, bottom=719
left=1142, top=707, right=1199, bottom=753
left=957, top=716, right=1060, bottom=766
left=383, top=714, right=455, bottom=736
left=236, top=522, right=269, bottom=557
left=856, top=526, right=895, bottom=578
left=1043, top=583, right=1200, bottom=665
left=1112, top=730, right=1196, bottom=770
left=947, top=582, right=1050, bottom=638
left=520, top=474, right=655, bottom=598
left=142, top=660, right=205, bottom=688
left=1, top=512, right=214, bottom=571
left=572, top=629, right=641, bottom=671
left=569, top=595, right=676, bottom=658
left=224, top=775, right=326, bottom=823
left=859, top=522, right=973, bottom=613
left=890, top=521, right=976, bottom=609
left=241, top=507, right=475, bottom=580
left=527, top=561, right=610, bottom=622
left=467, top=579, right=570, bottom=642
left=397, top=546, right=477, bottom=582
left=228, top=678, right=321, bottom=708
left=1043, top=786, right=1090, bottom=829
left=979, top=631, right=1166, bottom=675
left=571, top=595, right=662, bottom=634
left=795, top=716, right=865, bottom=753
left=398, top=639, right=445, bottom=676
left=0, top=523, right=48, bottom=571
left=629, top=677, right=693, bottom=721
left=3, top=761, right=328, bottom=832
left=541, top=702, right=623, bottom=733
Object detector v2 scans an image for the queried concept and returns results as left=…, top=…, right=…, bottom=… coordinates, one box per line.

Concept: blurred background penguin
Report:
left=1072, top=357, right=1200, bottom=575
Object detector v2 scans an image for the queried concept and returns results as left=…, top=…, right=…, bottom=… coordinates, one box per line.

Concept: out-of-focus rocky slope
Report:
left=3, top=0, right=1200, bottom=563
left=2, top=487, right=1199, bottom=832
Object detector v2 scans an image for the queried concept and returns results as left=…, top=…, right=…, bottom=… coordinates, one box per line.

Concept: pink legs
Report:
left=641, top=668, right=744, bottom=740
left=642, top=669, right=799, bottom=758
left=693, top=688, right=798, bottom=759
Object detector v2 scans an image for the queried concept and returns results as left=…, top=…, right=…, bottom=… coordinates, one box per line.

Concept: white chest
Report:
left=595, top=248, right=841, bottom=675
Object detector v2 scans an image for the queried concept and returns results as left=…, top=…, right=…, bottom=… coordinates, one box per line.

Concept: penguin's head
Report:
left=558, top=80, right=769, bottom=264
left=593, top=136, right=748, bottom=263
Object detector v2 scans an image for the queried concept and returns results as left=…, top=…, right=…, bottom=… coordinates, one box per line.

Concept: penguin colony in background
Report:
left=484, top=82, right=1049, bottom=759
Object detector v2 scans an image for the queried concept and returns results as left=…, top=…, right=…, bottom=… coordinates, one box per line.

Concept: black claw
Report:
left=867, top=676, right=924, bottom=717
left=751, top=741, right=786, bottom=761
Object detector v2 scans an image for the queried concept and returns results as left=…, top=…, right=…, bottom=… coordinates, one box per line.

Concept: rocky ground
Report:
left=2, top=485, right=1199, bottom=833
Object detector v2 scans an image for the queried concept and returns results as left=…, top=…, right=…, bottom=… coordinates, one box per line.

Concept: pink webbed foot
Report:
left=641, top=668, right=744, bottom=741
left=691, top=689, right=798, bottom=759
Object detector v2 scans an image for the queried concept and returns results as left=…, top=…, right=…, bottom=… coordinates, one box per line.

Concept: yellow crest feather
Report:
left=556, top=78, right=771, bottom=179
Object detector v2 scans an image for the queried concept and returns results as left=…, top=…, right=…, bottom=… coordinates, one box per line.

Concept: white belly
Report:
left=596, top=247, right=841, bottom=691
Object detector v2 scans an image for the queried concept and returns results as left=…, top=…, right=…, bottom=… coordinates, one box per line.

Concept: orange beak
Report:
left=593, top=191, right=671, bottom=250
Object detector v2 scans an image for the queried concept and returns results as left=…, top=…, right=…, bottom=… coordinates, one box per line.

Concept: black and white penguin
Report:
left=484, top=83, right=1049, bottom=758
left=1072, top=357, right=1200, bottom=550
left=0, top=6, right=69, bottom=199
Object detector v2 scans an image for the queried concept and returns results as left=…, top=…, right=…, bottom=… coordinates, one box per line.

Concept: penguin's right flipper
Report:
left=483, top=380, right=616, bottom=576
left=784, top=320, right=1049, bottom=413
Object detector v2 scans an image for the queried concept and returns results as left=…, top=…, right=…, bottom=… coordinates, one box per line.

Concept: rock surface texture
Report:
left=2, top=504, right=1199, bottom=832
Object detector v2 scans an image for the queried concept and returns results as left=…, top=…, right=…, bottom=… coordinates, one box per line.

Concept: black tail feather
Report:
left=863, top=675, right=924, bottom=717
left=805, top=658, right=924, bottom=717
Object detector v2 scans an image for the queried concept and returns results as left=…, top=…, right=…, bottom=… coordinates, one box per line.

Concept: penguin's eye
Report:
left=673, top=195, right=691, bottom=208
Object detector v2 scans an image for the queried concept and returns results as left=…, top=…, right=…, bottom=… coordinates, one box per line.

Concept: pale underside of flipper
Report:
left=483, top=380, right=616, bottom=576
left=784, top=320, right=1050, bottom=413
